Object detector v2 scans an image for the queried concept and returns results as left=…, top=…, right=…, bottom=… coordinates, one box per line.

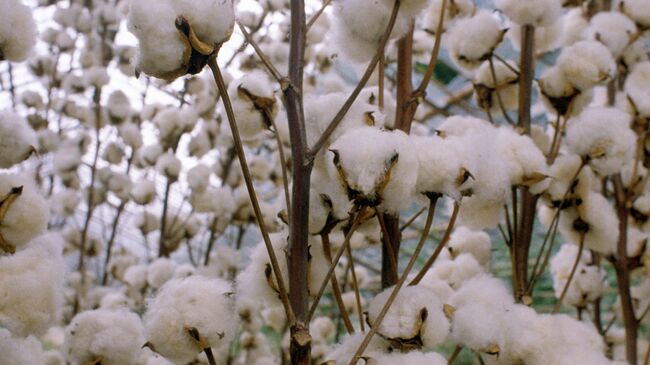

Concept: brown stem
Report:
left=518, top=24, right=535, bottom=134
left=553, top=233, right=585, bottom=313
left=207, top=56, right=295, bottom=324
left=236, top=21, right=285, bottom=84
left=157, top=179, right=173, bottom=257
left=270, top=117, right=292, bottom=226
left=410, top=201, right=458, bottom=286
left=305, top=0, right=332, bottom=32
left=345, top=243, right=365, bottom=331
left=448, top=345, right=463, bottom=364
left=400, top=206, right=427, bottom=232
left=321, top=233, right=355, bottom=334
left=204, top=347, right=218, bottom=365
left=377, top=211, right=400, bottom=288
left=613, top=174, right=638, bottom=365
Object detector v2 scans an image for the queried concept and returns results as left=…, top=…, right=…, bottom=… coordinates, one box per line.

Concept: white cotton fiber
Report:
left=0, top=0, right=37, bottom=62
left=495, top=0, right=562, bottom=26
left=0, top=173, right=49, bottom=251
left=446, top=10, right=505, bottom=70
left=0, top=111, right=37, bottom=168
left=556, top=41, right=616, bottom=91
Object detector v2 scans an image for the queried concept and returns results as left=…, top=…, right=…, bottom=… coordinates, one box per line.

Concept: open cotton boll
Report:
left=556, top=41, right=616, bottom=91
left=124, top=264, right=149, bottom=291
left=147, top=258, right=176, bottom=289
left=426, top=252, right=485, bottom=289
left=446, top=10, right=505, bottom=70
left=107, top=90, right=132, bottom=123
left=0, top=234, right=65, bottom=336
left=0, top=0, right=37, bottom=61
left=443, top=226, right=492, bottom=268
left=331, top=0, right=409, bottom=62
left=537, top=66, right=593, bottom=117
left=625, top=61, right=650, bottom=118
left=495, top=126, right=548, bottom=191
left=155, top=108, right=198, bottom=148
left=558, top=192, right=618, bottom=255
left=227, top=70, right=277, bottom=141
left=373, top=351, right=447, bottom=365
left=561, top=7, right=589, bottom=47
left=620, top=0, right=650, bottom=28
left=0, top=328, right=46, bottom=364
left=137, top=144, right=164, bottom=168
left=412, top=135, right=471, bottom=200
left=156, top=150, right=182, bottom=181
left=100, top=292, right=134, bottom=310
left=565, top=107, right=635, bottom=176
left=144, top=276, right=238, bottom=364
left=584, top=12, right=637, bottom=57
left=328, top=127, right=418, bottom=213
left=550, top=243, right=592, bottom=278
left=423, top=0, right=475, bottom=32
left=324, top=332, right=392, bottom=365
left=65, top=309, right=144, bottom=365
left=0, top=111, right=37, bottom=168
left=367, top=285, right=450, bottom=349
left=0, top=173, right=49, bottom=251
left=131, top=180, right=157, bottom=205
left=495, top=0, right=562, bottom=26
left=542, top=153, right=595, bottom=206
left=103, top=142, right=125, bottom=165
left=474, top=59, right=520, bottom=114
left=378, top=0, right=431, bottom=17
left=553, top=263, right=607, bottom=308
left=187, top=164, right=212, bottom=192
left=172, top=0, right=235, bottom=45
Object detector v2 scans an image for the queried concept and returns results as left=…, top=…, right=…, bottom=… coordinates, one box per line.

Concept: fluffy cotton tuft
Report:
left=227, top=71, right=277, bottom=140
left=0, top=111, right=37, bottom=168
left=584, top=11, right=637, bottom=57
left=442, top=227, right=492, bottom=267
left=565, top=107, right=635, bottom=176
left=495, top=0, right=562, bottom=26
left=625, top=61, right=650, bottom=118
left=147, top=258, right=176, bottom=289
left=474, top=60, right=520, bottom=114
left=0, top=328, right=46, bottom=364
left=156, top=150, right=182, bottom=181
left=558, top=192, right=619, bottom=255
left=144, top=275, right=238, bottom=364
left=0, top=0, right=37, bottom=61
left=0, top=234, right=65, bottom=336
left=446, top=10, right=505, bottom=70
left=620, top=0, right=650, bottom=27
left=0, top=173, right=49, bottom=252
left=373, top=351, right=447, bottom=365
left=328, top=126, right=418, bottom=213
left=187, top=164, right=212, bottom=192
left=64, top=309, right=145, bottom=365
left=556, top=41, right=616, bottom=91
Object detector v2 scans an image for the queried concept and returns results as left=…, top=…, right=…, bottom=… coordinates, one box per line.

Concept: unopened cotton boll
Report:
left=64, top=309, right=145, bottom=365
left=495, top=0, right=562, bottom=26
left=147, top=258, right=176, bottom=289
left=0, top=0, right=37, bottom=61
left=446, top=10, right=505, bottom=70
left=328, top=126, right=418, bottom=213
left=0, top=173, right=49, bottom=251
left=0, top=111, right=37, bottom=168
left=565, top=107, right=635, bottom=176
left=0, top=328, right=46, bottom=364
left=227, top=71, right=277, bottom=140
left=143, top=276, right=239, bottom=364
left=556, top=40, right=616, bottom=91
left=0, top=234, right=65, bottom=336
left=367, top=285, right=450, bottom=349
left=156, top=150, right=182, bottom=181
left=584, top=12, right=637, bottom=57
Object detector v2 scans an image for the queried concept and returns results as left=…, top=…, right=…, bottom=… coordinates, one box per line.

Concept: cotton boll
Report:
left=542, top=153, right=593, bottom=206
left=423, top=0, right=475, bottom=32
left=495, top=0, right=562, bottom=26
left=131, top=180, right=157, bottom=205
left=367, top=285, right=450, bottom=349
left=550, top=243, right=592, bottom=278
left=324, top=332, right=392, bottom=364
left=119, top=122, right=144, bottom=150
left=144, top=276, right=238, bottom=364
left=102, top=142, right=125, bottom=165
left=105, top=172, right=133, bottom=201
left=584, top=12, right=637, bottom=57
left=201, top=245, right=240, bottom=279
left=65, top=309, right=145, bottom=365
left=100, top=291, right=133, bottom=310
left=0, top=328, right=46, bottom=364
left=625, top=61, right=650, bottom=118
left=374, top=351, right=447, bottom=365
left=50, top=190, right=81, bottom=217
left=537, top=66, right=593, bottom=116
left=0, top=234, right=65, bottom=336
left=327, top=127, right=418, bottom=213
left=426, top=253, right=485, bottom=289
left=147, top=258, right=177, bottom=289
left=557, top=192, right=619, bottom=255
left=412, top=135, right=472, bottom=200
left=124, top=264, right=149, bottom=291
left=0, top=173, right=49, bottom=251
left=474, top=59, right=520, bottom=114
left=0, top=0, right=37, bottom=61
left=156, top=150, right=182, bottom=181
left=155, top=108, right=198, bottom=148
left=446, top=10, right=505, bottom=70
left=443, top=226, right=492, bottom=267
left=187, top=164, right=212, bottom=192
left=556, top=40, right=616, bottom=91
left=137, top=144, right=164, bottom=168
left=553, top=263, right=607, bottom=308
left=173, top=0, right=235, bottom=46
left=450, top=274, right=514, bottom=310
left=0, top=111, right=37, bottom=168
left=228, top=71, right=278, bottom=140
left=495, top=126, right=549, bottom=190
left=620, top=0, right=650, bottom=28
left=331, top=0, right=409, bottom=62
left=107, top=90, right=132, bottom=123
left=378, top=0, right=431, bottom=18
left=83, top=66, right=110, bottom=89
left=565, top=107, right=635, bottom=176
